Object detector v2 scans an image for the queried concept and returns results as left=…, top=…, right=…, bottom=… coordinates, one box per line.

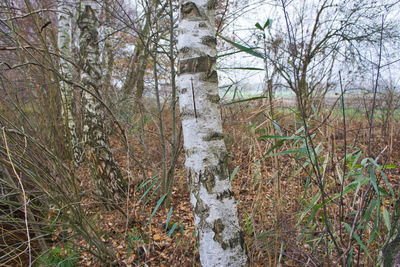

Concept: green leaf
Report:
left=264, top=19, right=271, bottom=29
left=368, top=164, right=379, bottom=196
left=167, top=222, right=179, bottom=238
left=139, top=178, right=159, bottom=202
left=382, top=164, right=398, bottom=169
left=349, top=150, right=363, bottom=171
left=219, top=67, right=265, bottom=71
left=143, top=183, right=161, bottom=207
left=272, top=120, right=282, bottom=135
left=136, top=175, right=158, bottom=191
left=359, top=198, right=377, bottom=226
left=224, top=96, right=267, bottom=105
left=369, top=199, right=380, bottom=243
left=382, top=207, right=391, bottom=231
left=298, top=178, right=369, bottom=229
left=218, top=34, right=265, bottom=59
left=221, top=79, right=234, bottom=99
left=347, top=247, right=353, bottom=266
left=148, top=193, right=167, bottom=224
left=259, top=135, right=298, bottom=140
left=266, top=147, right=307, bottom=158
left=368, top=158, right=394, bottom=196
left=296, top=193, right=321, bottom=227
left=255, top=22, right=264, bottom=31
left=230, top=166, right=240, bottom=182
left=166, top=207, right=173, bottom=230
left=344, top=223, right=372, bottom=260
left=245, top=214, right=251, bottom=235
left=218, top=49, right=253, bottom=58
left=261, top=139, right=285, bottom=158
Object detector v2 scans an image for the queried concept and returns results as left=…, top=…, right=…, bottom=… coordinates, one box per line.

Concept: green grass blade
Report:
left=344, top=223, right=372, bottom=260
left=148, top=193, right=167, bottom=224
left=382, top=206, right=391, bottom=231
left=166, top=207, right=173, bottom=230
left=167, top=222, right=179, bottom=238
left=230, top=166, right=240, bottom=182
left=139, top=178, right=160, bottom=202
left=224, top=96, right=267, bottom=105
left=266, top=147, right=307, bottom=158
left=219, top=67, right=264, bottom=71
left=259, top=135, right=298, bottom=140
left=218, top=34, right=265, bottom=59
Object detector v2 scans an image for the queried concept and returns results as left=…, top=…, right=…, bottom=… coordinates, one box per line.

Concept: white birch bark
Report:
left=102, top=13, right=114, bottom=97
left=177, top=1, right=249, bottom=266
left=58, top=1, right=82, bottom=163
left=78, top=0, right=125, bottom=205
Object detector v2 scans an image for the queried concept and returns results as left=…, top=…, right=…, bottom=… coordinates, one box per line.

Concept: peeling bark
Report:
left=78, top=0, right=125, bottom=206
left=177, top=0, right=249, bottom=266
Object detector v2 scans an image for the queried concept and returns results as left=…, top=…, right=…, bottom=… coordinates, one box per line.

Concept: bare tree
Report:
left=267, top=0, right=399, bottom=117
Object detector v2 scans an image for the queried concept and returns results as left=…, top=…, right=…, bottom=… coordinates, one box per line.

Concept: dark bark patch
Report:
left=180, top=109, right=196, bottom=120
left=180, top=87, right=188, bottom=94
left=181, top=2, right=201, bottom=20
left=206, top=0, right=217, bottom=10
left=203, top=131, right=224, bottom=142
left=178, top=46, right=193, bottom=58
left=217, top=152, right=230, bottom=180
left=200, top=168, right=216, bottom=193
left=194, top=195, right=210, bottom=220
left=228, top=231, right=246, bottom=249
left=216, top=189, right=234, bottom=201
left=187, top=169, right=193, bottom=187
left=239, top=231, right=246, bottom=250
left=206, top=94, right=220, bottom=104
left=201, top=36, right=217, bottom=47
left=200, top=70, right=218, bottom=83
left=179, top=56, right=216, bottom=75
left=213, top=219, right=227, bottom=249
left=212, top=220, right=244, bottom=251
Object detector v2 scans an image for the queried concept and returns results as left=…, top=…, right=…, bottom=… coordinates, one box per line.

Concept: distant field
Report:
left=220, top=89, right=389, bottom=110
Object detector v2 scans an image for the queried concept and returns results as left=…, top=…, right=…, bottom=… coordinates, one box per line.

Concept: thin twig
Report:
left=2, top=127, right=31, bottom=266
left=338, top=71, right=347, bottom=250
left=367, top=15, right=384, bottom=158
left=190, top=77, right=198, bottom=121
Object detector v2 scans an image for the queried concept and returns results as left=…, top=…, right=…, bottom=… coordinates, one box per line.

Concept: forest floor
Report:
left=63, top=101, right=399, bottom=266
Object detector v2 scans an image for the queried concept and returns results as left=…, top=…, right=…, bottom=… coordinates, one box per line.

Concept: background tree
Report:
left=57, top=0, right=82, bottom=163
left=273, top=0, right=399, bottom=117
left=78, top=0, right=125, bottom=207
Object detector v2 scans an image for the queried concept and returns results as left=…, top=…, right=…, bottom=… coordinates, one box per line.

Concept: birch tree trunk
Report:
left=78, top=0, right=125, bottom=206
left=177, top=1, right=249, bottom=265
left=58, top=1, right=82, bottom=163
left=98, top=0, right=115, bottom=103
